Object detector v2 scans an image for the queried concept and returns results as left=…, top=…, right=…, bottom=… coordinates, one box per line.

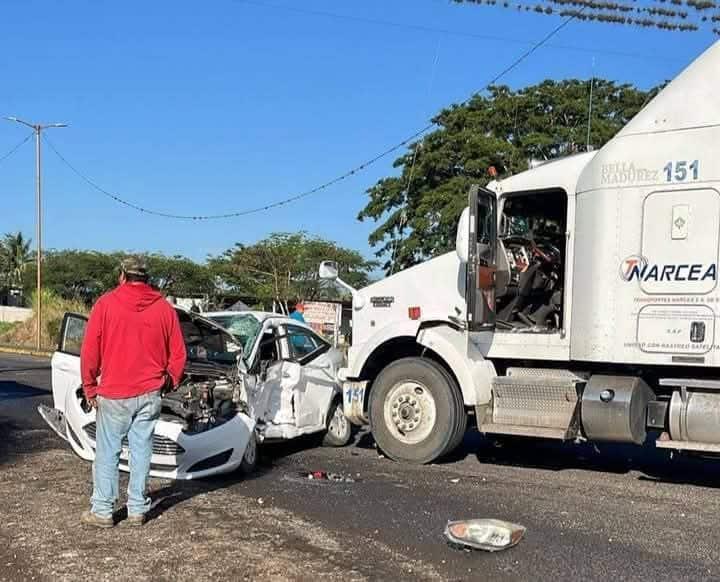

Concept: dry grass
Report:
left=0, top=289, right=87, bottom=349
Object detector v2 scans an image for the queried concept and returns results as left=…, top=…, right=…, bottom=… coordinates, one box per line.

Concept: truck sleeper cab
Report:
left=323, top=41, right=720, bottom=466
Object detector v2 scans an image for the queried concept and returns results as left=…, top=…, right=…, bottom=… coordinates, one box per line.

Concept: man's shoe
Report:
left=81, top=510, right=114, bottom=528
left=125, top=513, right=147, bottom=527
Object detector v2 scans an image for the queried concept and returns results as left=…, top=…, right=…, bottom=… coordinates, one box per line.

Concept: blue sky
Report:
left=0, top=0, right=715, bottom=263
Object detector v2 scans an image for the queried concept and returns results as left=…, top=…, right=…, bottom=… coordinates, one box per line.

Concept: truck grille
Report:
left=83, top=423, right=185, bottom=456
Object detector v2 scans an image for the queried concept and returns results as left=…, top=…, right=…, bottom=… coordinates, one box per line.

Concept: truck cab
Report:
left=321, top=41, right=720, bottom=466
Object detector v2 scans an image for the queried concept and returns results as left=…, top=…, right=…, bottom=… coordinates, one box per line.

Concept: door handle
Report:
left=282, top=371, right=291, bottom=379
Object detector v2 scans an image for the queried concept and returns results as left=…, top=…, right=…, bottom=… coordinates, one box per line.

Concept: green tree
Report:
left=145, top=253, right=216, bottom=298
left=209, top=232, right=376, bottom=312
left=359, top=79, right=659, bottom=273
left=1, top=232, right=32, bottom=289
left=23, top=250, right=216, bottom=304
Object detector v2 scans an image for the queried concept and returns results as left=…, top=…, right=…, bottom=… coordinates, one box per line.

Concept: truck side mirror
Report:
left=319, top=261, right=339, bottom=281
left=456, top=207, right=470, bottom=263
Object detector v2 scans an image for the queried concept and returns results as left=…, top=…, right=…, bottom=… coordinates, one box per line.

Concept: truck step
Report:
left=489, top=375, right=584, bottom=438
left=655, top=439, right=720, bottom=453
left=479, top=423, right=570, bottom=440
left=506, top=367, right=587, bottom=382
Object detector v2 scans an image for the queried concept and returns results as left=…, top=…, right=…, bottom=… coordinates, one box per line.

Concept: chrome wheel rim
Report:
left=244, top=433, right=257, bottom=465
left=328, top=405, right=349, bottom=439
left=383, top=381, right=436, bottom=445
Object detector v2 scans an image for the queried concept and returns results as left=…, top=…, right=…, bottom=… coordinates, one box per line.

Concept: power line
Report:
left=44, top=127, right=432, bottom=220
left=237, top=0, right=678, bottom=62
left=44, top=10, right=581, bottom=221
left=0, top=134, right=33, bottom=166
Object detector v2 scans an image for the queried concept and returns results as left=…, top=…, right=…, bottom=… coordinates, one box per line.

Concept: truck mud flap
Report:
left=37, top=404, right=69, bottom=442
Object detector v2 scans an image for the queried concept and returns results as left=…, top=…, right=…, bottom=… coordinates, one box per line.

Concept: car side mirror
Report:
left=319, top=261, right=339, bottom=281
left=456, top=207, right=470, bottom=263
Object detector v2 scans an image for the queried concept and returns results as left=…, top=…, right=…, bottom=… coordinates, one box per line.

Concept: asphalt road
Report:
left=1, top=353, right=719, bottom=581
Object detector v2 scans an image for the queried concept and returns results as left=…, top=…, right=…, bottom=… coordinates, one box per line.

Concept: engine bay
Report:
left=160, top=310, right=250, bottom=433
left=495, top=190, right=567, bottom=333
left=160, top=362, right=248, bottom=433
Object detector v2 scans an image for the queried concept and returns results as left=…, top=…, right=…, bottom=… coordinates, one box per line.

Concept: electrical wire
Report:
left=44, top=9, right=582, bottom=221
left=389, top=141, right=422, bottom=275
left=44, top=127, right=432, bottom=220
left=0, top=134, right=33, bottom=166
left=238, top=0, right=677, bottom=62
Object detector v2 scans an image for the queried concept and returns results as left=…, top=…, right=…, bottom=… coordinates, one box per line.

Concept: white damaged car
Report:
left=39, top=308, right=351, bottom=479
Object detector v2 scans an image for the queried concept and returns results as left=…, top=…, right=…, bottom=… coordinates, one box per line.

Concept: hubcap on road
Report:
left=383, top=381, right=436, bottom=445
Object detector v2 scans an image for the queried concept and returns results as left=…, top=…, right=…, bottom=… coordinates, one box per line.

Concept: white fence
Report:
left=0, top=306, right=32, bottom=323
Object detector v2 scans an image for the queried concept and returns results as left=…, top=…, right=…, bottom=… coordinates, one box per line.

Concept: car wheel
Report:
left=240, top=431, right=258, bottom=474
left=322, top=398, right=352, bottom=447
left=369, top=357, right=466, bottom=464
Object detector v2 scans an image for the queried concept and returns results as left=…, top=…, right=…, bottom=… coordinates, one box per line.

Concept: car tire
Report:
left=239, top=431, right=258, bottom=474
left=369, top=357, right=466, bottom=464
left=322, top=398, right=352, bottom=447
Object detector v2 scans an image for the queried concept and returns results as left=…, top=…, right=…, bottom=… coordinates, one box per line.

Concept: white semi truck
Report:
left=319, top=41, right=720, bottom=464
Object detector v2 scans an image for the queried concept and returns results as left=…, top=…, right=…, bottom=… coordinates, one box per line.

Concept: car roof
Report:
left=204, top=310, right=314, bottom=330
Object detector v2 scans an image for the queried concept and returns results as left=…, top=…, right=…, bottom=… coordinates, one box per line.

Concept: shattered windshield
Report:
left=208, top=314, right=262, bottom=355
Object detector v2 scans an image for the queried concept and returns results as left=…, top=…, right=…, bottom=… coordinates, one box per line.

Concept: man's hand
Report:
left=160, top=374, right=175, bottom=396
left=87, top=396, right=98, bottom=410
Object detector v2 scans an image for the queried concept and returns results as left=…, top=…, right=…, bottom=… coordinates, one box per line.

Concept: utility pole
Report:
left=586, top=57, right=596, bottom=152
left=5, top=117, right=67, bottom=350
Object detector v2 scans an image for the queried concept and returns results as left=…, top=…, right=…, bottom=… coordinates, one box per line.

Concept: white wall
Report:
left=0, top=306, right=32, bottom=323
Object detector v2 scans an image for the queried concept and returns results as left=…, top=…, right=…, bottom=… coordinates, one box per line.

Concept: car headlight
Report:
left=444, top=518, right=526, bottom=552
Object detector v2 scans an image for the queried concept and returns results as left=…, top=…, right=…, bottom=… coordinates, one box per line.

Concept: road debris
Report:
left=303, top=471, right=356, bottom=483
left=444, top=519, right=526, bottom=552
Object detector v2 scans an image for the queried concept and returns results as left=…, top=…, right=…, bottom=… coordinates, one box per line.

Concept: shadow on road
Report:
left=454, top=429, right=720, bottom=489
left=131, top=463, right=272, bottom=524
left=0, top=376, right=58, bottom=466
left=0, top=381, right=49, bottom=401
left=0, top=414, right=59, bottom=467
left=260, top=426, right=367, bottom=464
left=0, top=366, right=51, bottom=374
left=349, top=426, right=720, bottom=489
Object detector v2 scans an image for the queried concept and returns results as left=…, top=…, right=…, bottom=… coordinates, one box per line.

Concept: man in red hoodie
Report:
left=80, top=256, right=186, bottom=528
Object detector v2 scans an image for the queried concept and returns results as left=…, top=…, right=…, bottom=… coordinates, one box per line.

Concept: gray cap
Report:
left=120, top=255, right=148, bottom=277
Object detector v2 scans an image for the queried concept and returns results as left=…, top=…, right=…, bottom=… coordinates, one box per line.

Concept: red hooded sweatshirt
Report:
left=81, top=283, right=187, bottom=400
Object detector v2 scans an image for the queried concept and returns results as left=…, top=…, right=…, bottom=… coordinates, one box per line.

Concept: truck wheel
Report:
left=322, top=398, right=352, bottom=447
left=443, top=367, right=468, bottom=457
left=370, top=357, right=466, bottom=464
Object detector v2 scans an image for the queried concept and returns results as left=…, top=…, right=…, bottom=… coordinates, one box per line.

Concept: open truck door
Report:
left=463, top=184, right=498, bottom=331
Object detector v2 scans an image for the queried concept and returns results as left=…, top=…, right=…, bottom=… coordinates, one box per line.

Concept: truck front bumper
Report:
left=342, top=380, right=369, bottom=426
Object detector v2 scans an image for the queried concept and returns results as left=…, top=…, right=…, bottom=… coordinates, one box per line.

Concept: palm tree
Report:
left=2, top=232, right=32, bottom=289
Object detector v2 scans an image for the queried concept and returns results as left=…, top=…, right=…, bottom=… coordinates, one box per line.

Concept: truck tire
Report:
left=369, top=357, right=466, bottom=464
left=442, top=367, right=468, bottom=457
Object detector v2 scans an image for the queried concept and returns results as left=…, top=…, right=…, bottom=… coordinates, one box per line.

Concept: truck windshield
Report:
left=208, top=314, right=262, bottom=354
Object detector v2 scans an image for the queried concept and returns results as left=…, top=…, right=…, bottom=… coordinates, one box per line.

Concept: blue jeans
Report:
left=91, top=392, right=161, bottom=518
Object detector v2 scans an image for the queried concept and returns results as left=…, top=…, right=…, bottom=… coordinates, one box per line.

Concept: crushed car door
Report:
left=248, top=327, right=297, bottom=427
left=51, top=313, right=87, bottom=414
left=284, top=325, right=336, bottom=429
